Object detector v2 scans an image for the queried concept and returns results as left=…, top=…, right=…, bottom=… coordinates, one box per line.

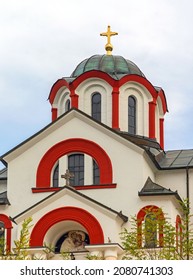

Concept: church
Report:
left=0, top=26, right=192, bottom=260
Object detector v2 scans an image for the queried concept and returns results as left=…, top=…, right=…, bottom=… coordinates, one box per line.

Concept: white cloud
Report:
left=1, top=0, right=193, bottom=165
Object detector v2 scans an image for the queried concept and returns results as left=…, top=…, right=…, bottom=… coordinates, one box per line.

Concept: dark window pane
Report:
left=53, top=164, right=59, bottom=187
left=92, top=92, right=101, bottom=122
left=93, top=160, right=100, bottom=184
left=128, top=96, right=136, bottom=134
left=65, top=99, right=70, bottom=112
left=68, top=154, right=84, bottom=186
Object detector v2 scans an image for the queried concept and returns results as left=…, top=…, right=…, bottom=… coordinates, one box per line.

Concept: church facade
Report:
left=0, top=26, right=192, bottom=260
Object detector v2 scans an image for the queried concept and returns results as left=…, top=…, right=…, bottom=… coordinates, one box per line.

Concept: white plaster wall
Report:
left=156, top=168, right=193, bottom=219
left=156, top=169, right=187, bottom=200
left=155, top=96, right=165, bottom=143
left=5, top=113, right=154, bottom=218
left=15, top=189, right=124, bottom=245
left=3, top=111, right=187, bottom=249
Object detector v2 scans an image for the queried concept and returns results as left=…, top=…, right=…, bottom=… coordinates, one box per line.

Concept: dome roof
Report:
left=71, top=54, right=145, bottom=79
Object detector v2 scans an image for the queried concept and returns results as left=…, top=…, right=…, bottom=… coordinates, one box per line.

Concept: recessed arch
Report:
left=30, top=207, right=104, bottom=246
left=0, top=214, right=12, bottom=252
left=0, top=214, right=12, bottom=229
left=36, top=138, right=113, bottom=188
left=137, top=205, right=164, bottom=248
left=49, top=79, right=70, bottom=105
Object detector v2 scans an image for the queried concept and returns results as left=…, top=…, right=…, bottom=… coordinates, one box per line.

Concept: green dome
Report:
left=71, top=54, right=145, bottom=79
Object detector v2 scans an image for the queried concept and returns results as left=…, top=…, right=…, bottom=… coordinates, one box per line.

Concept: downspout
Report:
left=186, top=167, right=190, bottom=260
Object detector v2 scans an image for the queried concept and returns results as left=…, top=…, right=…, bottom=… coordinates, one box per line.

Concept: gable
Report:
left=2, top=109, right=158, bottom=218
left=12, top=187, right=128, bottom=247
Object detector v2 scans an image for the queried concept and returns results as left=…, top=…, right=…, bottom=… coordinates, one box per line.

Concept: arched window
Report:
left=53, top=163, right=59, bottom=187
left=65, top=99, right=70, bottom=112
left=128, top=96, right=136, bottom=134
left=92, top=92, right=101, bottom=121
left=137, top=206, right=164, bottom=248
left=68, top=154, right=84, bottom=186
left=93, top=160, right=100, bottom=185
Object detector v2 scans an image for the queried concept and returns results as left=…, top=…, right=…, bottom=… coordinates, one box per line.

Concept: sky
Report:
left=1, top=0, right=193, bottom=169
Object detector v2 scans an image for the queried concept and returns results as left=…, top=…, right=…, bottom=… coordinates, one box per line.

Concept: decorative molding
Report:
left=30, top=207, right=104, bottom=246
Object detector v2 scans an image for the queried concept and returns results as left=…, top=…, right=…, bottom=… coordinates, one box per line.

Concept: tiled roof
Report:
left=138, top=177, right=182, bottom=202
left=0, top=168, right=7, bottom=179
left=0, top=191, right=10, bottom=205
left=156, top=150, right=193, bottom=169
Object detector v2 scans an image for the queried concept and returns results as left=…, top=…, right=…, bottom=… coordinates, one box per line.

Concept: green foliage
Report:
left=0, top=236, right=5, bottom=255
left=120, top=203, right=193, bottom=260
left=0, top=217, right=32, bottom=260
left=86, top=253, right=103, bottom=260
left=13, top=217, right=33, bottom=260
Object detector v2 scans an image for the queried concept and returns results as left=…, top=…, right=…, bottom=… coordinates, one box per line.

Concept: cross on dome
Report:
left=100, top=25, right=118, bottom=55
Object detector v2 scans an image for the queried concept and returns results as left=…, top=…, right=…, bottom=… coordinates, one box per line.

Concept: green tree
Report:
left=0, top=217, right=32, bottom=260
left=0, top=217, right=71, bottom=260
left=120, top=204, right=193, bottom=260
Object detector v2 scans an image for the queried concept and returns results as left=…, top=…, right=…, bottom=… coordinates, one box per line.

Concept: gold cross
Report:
left=100, top=25, right=118, bottom=55
left=61, top=169, right=74, bottom=187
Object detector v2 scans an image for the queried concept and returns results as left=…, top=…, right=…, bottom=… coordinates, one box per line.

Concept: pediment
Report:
left=12, top=186, right=128, bottom=224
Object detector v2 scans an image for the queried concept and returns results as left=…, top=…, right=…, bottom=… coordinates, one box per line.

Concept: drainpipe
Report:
left=186, top=167, right=190, bottom=260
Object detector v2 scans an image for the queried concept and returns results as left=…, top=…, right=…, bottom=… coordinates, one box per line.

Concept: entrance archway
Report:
left=30, top=207, right=104, bottom=246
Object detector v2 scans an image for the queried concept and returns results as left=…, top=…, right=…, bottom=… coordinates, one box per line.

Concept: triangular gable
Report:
left=12, top=186, right=128, bottom=224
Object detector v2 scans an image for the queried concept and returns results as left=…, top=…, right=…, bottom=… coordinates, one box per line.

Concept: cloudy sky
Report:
left=1, top=0, right=193, bottom=169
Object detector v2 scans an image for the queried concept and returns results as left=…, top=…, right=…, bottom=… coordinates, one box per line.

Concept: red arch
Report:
left=158, top=88, right=168, bottom=114
left=49, top=79, right=70, bottom=105
left=137, top=205, right=164, bottom=247
left=0, top=214, right=12, bottom=228
left=119, top=75, right=158, bottom=99
left=0, top=214, right=12, bottom=252
left=30, top=207, right=104, bottom=246
left=36, top=138, right=113, bottom=188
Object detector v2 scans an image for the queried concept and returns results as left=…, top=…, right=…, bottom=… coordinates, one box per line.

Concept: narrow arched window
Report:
left=128, top=96, right=136, bottom=134
left=92, top=92, right=101, bottom=121
left=68, top=154, right=84, bottom=186
left=65, top=99, right=70, bottom=112
left=144, top=213, right=157, bottom=248
left=53, top=163, right=59, bottom=187
left=93, top=160, right=100, bottom=185
left=137, top=206, right=164, bottom=248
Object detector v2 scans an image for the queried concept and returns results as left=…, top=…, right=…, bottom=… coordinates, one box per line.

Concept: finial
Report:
left=100, top=25, right=118, bottom=55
